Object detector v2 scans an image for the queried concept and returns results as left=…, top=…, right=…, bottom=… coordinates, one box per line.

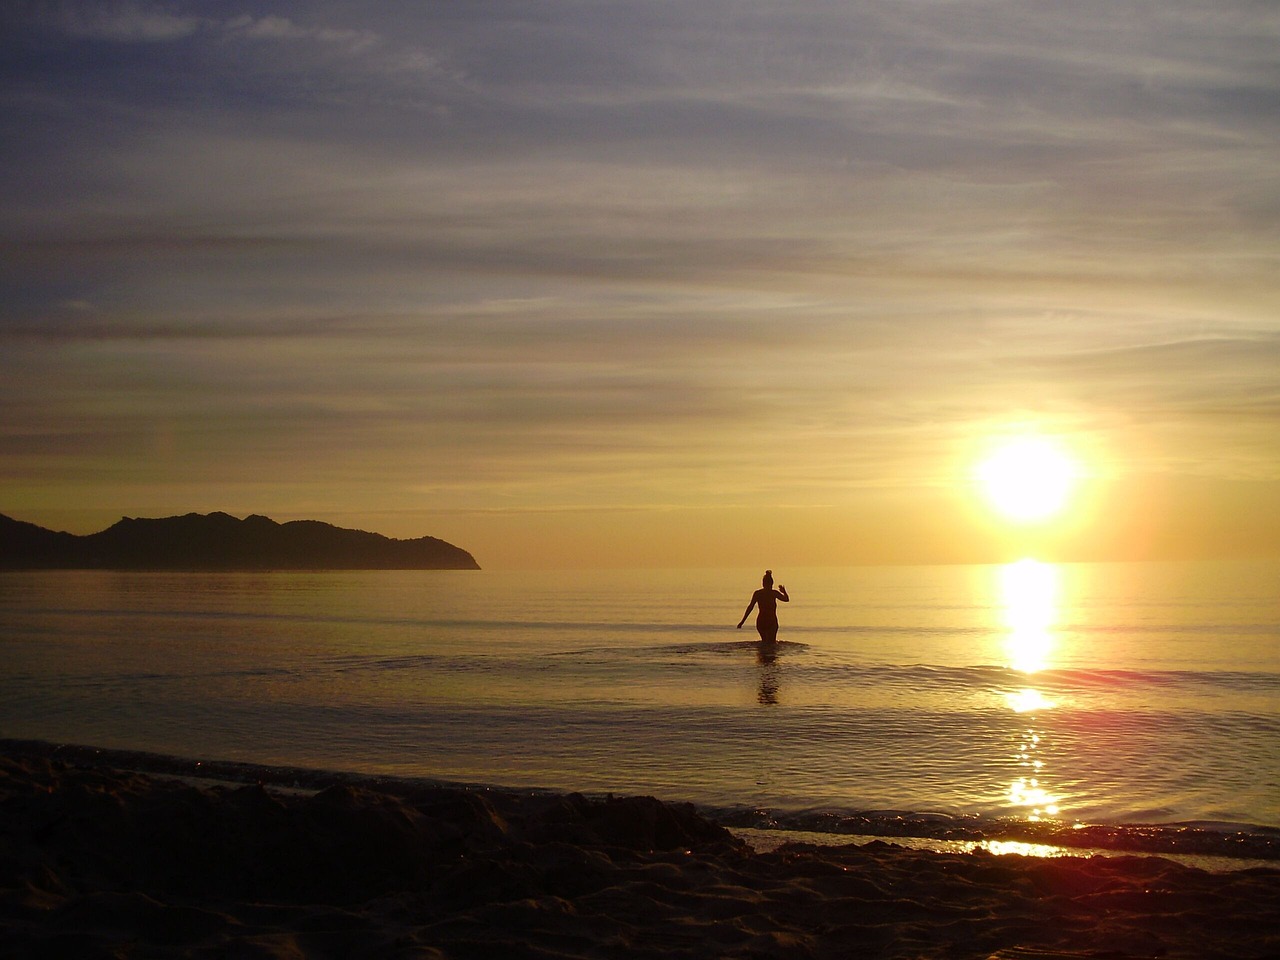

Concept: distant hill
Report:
left=0, top=512, right=480, bottom=571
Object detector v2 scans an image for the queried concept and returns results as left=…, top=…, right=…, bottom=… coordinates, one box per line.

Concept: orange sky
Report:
left=3, top=3, right=1278, bottom=568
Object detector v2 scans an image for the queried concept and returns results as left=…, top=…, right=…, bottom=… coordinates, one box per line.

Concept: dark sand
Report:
left=2, top=744, right=1278, bottom=959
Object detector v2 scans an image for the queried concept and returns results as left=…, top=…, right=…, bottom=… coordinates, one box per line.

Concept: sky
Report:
left=2, top=0, right=1278, bottom=568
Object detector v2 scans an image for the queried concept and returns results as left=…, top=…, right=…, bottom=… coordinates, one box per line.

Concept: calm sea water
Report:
left=2, top=561, right=1277, bottom=848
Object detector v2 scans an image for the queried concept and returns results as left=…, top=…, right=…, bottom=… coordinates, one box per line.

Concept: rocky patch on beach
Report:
left=2, top=750, right=1278, bottom=959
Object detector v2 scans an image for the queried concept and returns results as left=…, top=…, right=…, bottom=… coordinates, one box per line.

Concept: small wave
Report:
left=321, top=653, right=508, bottom=675
left=708, top=805, right=1280, bottom=862
left=757, top=661, right=1280, bottom=693
left=648, top=640, right=811, bottom=657
left=794, top=624, right=991, bottom=637
left=54, top=665, right=307, bottom=687
left=1038, top=666, right=1280, bottom=690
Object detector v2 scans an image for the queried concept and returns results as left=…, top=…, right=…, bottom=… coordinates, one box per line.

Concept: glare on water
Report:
left=996, top=559, right=1064, bottom=821
left=998, top=558, right=1059, bottom=675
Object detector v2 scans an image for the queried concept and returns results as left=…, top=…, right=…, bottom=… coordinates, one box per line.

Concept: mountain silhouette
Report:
left=0, top=512, right=480, bottom=570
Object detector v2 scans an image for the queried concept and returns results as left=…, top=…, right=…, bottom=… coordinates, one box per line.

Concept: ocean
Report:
left=2, top=561, right=1277, bottom=860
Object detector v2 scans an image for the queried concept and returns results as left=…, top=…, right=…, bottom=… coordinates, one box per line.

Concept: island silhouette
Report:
left=0, top=512, right=480, bottom=571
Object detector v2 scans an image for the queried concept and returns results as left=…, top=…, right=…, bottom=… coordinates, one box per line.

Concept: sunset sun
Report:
left=976, top=435, right=1079, bottom=523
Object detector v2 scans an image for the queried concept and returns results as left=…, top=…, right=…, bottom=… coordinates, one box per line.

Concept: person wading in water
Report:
left=737, top=570, right=789, bottom=644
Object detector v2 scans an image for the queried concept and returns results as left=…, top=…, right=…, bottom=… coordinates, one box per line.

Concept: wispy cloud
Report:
left=40, top=1, right=202, bottom=42
left=25, top=2, right=381, bottom=50
left=222, top=14, right=379, bottom=52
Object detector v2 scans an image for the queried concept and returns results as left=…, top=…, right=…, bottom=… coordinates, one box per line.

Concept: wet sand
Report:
left=2, top=743, right=1278, bottom=959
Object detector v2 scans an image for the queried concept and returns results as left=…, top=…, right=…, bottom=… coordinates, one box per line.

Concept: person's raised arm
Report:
left=777, top=585, right=789, bottom=602
left=737, top=593, right=758, bottom=628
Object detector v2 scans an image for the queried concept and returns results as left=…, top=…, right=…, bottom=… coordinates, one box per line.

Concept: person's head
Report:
left=762, top=569, right=773, bottom=588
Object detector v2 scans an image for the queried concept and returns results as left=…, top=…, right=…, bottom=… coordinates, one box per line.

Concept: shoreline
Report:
left=3, top=740, right=1279, bottom=959
left=5, top=738, right=1276, bottom=866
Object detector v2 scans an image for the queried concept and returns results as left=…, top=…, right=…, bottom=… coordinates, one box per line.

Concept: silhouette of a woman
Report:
left=737, top=570, right=789, bottom=643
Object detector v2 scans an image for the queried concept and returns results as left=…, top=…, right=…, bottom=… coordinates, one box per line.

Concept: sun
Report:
left=976, top=435, right=1078, bottom=523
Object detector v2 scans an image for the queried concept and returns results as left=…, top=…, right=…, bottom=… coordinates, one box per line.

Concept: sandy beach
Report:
left=2, top=742, right=1278, bottom=959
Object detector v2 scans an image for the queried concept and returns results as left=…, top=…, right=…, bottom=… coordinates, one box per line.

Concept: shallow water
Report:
left=1, top=561, right=1277, bottom=854
left=730, top=828, right=1279, bottom=873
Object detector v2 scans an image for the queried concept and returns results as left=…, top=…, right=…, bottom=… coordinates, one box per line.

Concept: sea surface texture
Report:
left=2, top=561, right=1277, bottom=851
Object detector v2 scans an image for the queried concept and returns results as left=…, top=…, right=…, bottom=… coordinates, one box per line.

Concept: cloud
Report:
left=21, top=3, right=380, bottom=50
left=1, top=0, right=1278, bottom=560
left=222, top=14, right=379, bottom=53
left=41, top=1, right=202, bottom=42
left=1029, top=335, right=1280, bottom=420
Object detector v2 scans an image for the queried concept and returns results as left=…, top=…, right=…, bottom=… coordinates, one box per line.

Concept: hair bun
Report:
left=765, top=569, right=772, bottom=576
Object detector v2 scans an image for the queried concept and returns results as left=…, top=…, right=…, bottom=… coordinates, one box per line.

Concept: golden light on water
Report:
left=1008, top=775, right=1062, bottom=821
left=997, top=559, right=1066, bottom=821
left=998, top=558, right=1060, bottom=674
left=976, top=839, right=1071, bottom=858
left=1011, top=729, right=1061, bottom=820
left=1006, top=687, right=1054, bottom=713
left=975, top=434, right=1079, bottom=524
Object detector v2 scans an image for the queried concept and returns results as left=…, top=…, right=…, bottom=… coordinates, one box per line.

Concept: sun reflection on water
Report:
left=1009, top=728, right=1062, bottom=820
left=997, top=559, right=1065, bottom=821
left=1005, top=688, right=1054, bottom=713
left=998, top=558, right=1059, bottom=674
